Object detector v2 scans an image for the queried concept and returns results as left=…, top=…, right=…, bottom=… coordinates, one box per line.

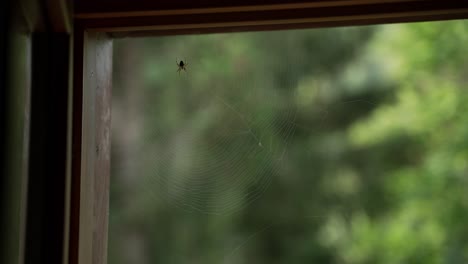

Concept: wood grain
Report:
left=74, top=0, right=468, bottom=35
left=70, top=30, right=112, bottom=264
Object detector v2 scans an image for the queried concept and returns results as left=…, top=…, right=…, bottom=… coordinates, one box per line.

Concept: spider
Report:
left=176, top=60, right=188, bottom=74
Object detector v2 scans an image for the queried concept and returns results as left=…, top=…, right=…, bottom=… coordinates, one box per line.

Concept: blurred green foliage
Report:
left=110, top=20, right=468, bottom=264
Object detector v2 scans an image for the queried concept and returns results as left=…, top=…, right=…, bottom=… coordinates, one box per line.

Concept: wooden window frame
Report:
left=71, top=1, right=468, bottom=264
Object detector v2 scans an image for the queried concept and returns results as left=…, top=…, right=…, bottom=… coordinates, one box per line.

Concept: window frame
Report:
left=70, top=1, right=468, bottom=264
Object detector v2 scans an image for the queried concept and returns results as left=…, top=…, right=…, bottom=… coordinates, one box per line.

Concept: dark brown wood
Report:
left=70, top=30, right=112, bottom=264
left=75, top=0, right=468, bottom=35
left=73, top=0, right=445, bottom=14
left=110, top=11, right=468, bottom=38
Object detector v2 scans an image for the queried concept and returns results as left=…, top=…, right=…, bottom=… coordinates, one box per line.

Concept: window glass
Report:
left=110, top=20, right=468, bottom=264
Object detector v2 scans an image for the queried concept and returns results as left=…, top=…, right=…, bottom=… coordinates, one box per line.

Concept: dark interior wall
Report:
left=25, top=33, right=71, bottom=264
left=1, top=1, right=73, bottom=264
left=1, top=1, right=32, bottom=264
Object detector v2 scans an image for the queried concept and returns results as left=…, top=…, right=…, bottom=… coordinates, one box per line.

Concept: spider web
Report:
left=111, top=31, right=376, bottom=216
left=109, top=29, right=386, bottom=264
left=135, top=84, right=299, bottom=215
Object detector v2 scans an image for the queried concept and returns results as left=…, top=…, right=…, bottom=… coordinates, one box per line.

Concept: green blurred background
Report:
left=110, top=20, right=468, bottom=264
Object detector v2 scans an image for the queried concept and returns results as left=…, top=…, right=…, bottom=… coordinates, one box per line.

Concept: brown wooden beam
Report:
left=75, top=0, right=468, bottom=35
left=74, top=0, right=451, bottom=14
left=70, top=29, right=112, bottom=264
left=75, top=0, right=428, bottom=18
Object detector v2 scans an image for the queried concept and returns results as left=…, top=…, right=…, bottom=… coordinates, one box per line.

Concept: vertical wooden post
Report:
left=71, top=30, right=112, bottom=264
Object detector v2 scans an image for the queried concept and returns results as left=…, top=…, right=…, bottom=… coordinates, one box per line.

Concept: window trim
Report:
left=74, top=0, right=468, bottom=35
left=70, top=2, right=468, bottom=264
